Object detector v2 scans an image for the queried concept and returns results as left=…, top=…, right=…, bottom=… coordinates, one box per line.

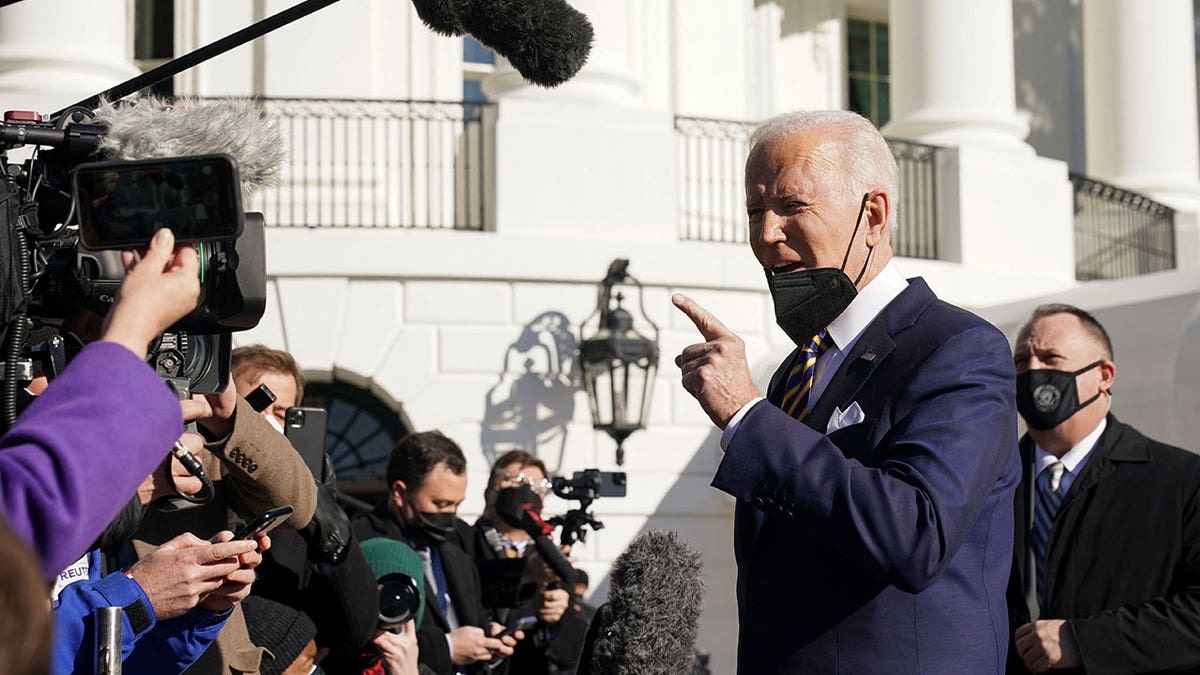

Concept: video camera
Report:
left=0, top=109, right=266, bottom=425
left=549, top=469, right=626, bottom=547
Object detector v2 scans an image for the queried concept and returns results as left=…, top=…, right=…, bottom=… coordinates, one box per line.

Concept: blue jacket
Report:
left=713, top=278, right=1020, bottom=673
left=52, top=550, right=229, bottom=675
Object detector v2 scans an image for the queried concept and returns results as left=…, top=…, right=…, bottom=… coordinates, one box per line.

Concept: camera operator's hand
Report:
left=373, top=622, right=420, bottom=675
left=197, top=530, right=270, bottom=613
left=449, top=625, right=514, bottom=664
left=521, top=546, right=577, bottom=586
left=101, top=228, right=200, bottom=359
left=537, top=586, right=570, bottom=625
left=192, top=384, right=238, bottom=439
left=136, top=432, right=205, bottom=504
left=127, top=531, right=256, bottom=620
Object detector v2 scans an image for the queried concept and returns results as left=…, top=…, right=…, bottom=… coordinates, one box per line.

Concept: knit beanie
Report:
left=241, top=595, right=317, bottom=675
left=360, top=537, right=427, bottom=627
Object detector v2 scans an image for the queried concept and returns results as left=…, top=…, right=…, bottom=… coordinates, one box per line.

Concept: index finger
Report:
left=202, top=539, right=257, bottom=562
left=672, top=294, right=733, bottom=341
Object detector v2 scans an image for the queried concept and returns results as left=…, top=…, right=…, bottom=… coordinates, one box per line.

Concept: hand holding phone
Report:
left=231, top=505, right=293, bottom=541
left=497, top=615, right=537, bottom=639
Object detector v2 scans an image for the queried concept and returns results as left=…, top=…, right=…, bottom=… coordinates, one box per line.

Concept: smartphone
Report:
left=284, top=406, right=328, bottom=481
left=232, top=505, right=294, bottom=540
left=498, top=615, right=538, bottom=638
left=244, top=384, right=276, bottom=414
left=74, top=154, right=244, bottom=250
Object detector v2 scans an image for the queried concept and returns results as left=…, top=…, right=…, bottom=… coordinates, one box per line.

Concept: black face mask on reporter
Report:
left=1015, top=360, right=1106, bottom=430
left=767, top=193, right=875, bottom=346
left=406, top=509, right=458, bottom=545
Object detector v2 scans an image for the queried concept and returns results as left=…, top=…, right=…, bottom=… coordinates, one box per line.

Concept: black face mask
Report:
left=407, top=510, right=458, bottom=545
left=1016, top=360, right=1105, bottom=430
left=767, top=193, right=874, bottom=346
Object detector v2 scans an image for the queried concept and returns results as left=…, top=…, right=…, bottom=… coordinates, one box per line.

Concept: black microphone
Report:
left=409, top=0, right=593, bottom=87
left=582, top=530, right=704, bottom=675
left=494, top=485, right=580, bottom=585
left=408, top=0, right=463, bottom=35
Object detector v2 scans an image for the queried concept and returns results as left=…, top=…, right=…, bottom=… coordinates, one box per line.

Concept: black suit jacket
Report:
left=1006, top=415, right=1200, bottom=675
left=352, top=503, right=489, bottom=675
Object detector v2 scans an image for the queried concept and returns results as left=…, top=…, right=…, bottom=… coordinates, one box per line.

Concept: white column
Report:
left=482, top=0, right=677, bottom=241
left=882, top=0, right=1032, bottom=154
left=482, top=0, right=639, bottom=105
left=0, top=0, right=139, bottom=116
left=1083, top=0, right=1200, bottom=210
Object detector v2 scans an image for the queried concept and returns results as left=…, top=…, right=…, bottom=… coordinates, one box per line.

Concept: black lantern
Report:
left=578, top=259, right=659, bottom=466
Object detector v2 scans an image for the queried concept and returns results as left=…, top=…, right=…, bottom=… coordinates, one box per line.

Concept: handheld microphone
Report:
left=494, top=485, right=580, bottom=585
left=409, top=0, right=593, bottom=87
left=585, top=530, right=704, bottom=675
left=90, top=97, right=284, bottom=196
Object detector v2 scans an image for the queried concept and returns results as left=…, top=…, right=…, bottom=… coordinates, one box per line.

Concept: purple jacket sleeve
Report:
left=0, top=341, right=182, bottom=579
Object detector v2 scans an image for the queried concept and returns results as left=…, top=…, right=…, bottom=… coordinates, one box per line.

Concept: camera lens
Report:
left=378, top=573, right=420, bottom=625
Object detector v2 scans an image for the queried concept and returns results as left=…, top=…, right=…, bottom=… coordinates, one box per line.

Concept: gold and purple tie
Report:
left=780, top=330, right=831, bottom=421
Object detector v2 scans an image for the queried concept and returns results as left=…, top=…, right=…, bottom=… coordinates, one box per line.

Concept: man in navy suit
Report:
left=674, top=110, right=1020, bottom=673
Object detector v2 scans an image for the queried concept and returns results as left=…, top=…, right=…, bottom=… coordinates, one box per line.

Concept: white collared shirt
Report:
left=721, top=260, right=909, bottom=449
left=1033, top=417, right=1107, bottom=495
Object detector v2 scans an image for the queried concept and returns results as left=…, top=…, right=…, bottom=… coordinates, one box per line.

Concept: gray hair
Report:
left=749, top=110, right=899, bottom=229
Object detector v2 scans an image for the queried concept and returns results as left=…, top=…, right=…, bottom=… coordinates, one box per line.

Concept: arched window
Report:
left=302, top=379, right=411, bottom=486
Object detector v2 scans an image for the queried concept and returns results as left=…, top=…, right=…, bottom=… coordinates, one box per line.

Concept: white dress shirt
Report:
left=1033, top=417, right=1107, bottom=495
left=722, top=260, right=909, bottom=450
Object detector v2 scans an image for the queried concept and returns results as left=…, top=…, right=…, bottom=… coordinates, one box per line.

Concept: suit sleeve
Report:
left=203, top=396, right=317, bottom=529
left=1069, top=469, right=1200, bottom=675
left=0, top=341, right=181, bottom=578
left=714, top=325, right=1016, bottom=592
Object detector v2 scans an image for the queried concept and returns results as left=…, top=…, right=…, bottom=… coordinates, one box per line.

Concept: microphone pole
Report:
left=95, top=606, right=122, bottom=675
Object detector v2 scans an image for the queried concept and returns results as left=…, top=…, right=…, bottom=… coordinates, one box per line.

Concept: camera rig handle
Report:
left=155, top=377, right=215, bottom=512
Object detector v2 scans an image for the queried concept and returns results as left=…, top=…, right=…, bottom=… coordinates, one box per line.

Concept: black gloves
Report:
left=300, top=481, right=352, bottom=565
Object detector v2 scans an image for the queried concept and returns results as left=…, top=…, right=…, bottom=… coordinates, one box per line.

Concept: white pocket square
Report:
left=826, top=401, right=866, bottom=434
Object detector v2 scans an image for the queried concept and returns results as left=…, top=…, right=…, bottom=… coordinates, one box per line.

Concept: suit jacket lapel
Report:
left=806, top=325, right=895, bottom=431
left=1015, top=436, right=1037, bottom=616
left=805, top=278, right=934, bottom=429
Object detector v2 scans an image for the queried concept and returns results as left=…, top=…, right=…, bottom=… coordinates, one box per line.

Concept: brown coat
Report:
left=134, top=396, right=318, bottom=674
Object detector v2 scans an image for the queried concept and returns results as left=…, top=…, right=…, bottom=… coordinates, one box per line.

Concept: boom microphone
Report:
left=90, top=97, right=284, bottom=196
left=582, top=530, right=704, bottom=675
left=409, top=0, right=593, bottom=87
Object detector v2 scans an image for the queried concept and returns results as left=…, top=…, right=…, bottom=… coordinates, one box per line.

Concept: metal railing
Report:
left=674, top=116, right=942, bottom=260
left=250, top=98, right=491, bottom=230
left=1071, top=174, right=1175, bottom=280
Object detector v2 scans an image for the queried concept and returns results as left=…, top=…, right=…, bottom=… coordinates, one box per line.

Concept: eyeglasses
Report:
left=502, top=471, right=553, bottom=494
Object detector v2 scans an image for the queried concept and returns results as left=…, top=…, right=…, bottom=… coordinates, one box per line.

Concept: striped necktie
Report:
left=780, top=330, right=831, bottom=421
left=1030, top=460, right=1066, bottom=604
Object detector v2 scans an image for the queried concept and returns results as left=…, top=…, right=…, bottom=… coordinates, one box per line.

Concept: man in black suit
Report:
left=351, top=430, right=519, bottom=674
left=1007, top=303, right=1200, bottom=673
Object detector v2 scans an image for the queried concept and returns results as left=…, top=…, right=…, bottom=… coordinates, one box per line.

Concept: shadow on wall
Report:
left=481, top=310, right=581, bottom=473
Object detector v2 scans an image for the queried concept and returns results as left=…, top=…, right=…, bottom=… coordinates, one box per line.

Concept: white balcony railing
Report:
left=250, top=98, right=490, bottom=230
left=674, top=116, right=943, bottom=260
